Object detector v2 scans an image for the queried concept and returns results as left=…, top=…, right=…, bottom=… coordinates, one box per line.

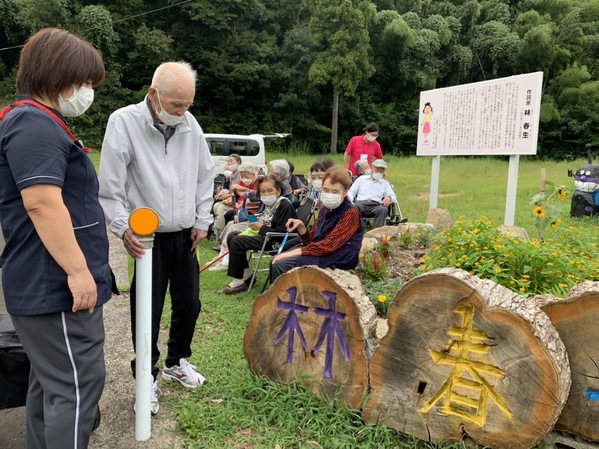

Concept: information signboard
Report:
left=417, top=72, right=543, bottom=156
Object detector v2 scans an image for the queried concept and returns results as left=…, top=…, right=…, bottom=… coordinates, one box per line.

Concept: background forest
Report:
left=0, top=0, right=598, bottom=159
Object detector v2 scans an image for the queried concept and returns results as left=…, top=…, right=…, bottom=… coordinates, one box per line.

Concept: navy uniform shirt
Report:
left=0, top=98, right=112, bottom=315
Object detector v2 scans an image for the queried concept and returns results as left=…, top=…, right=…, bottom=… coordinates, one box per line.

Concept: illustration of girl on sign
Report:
left=422, top=102, right=433, bottom=143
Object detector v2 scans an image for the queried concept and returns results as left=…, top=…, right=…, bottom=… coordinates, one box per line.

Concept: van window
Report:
left=206, top=138, right=260, bottom=157
left=207, top=139, right=227, bottom=156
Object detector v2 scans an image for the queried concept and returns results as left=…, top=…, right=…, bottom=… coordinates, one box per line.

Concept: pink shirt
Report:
left=344, top=135, right=383, bottom=176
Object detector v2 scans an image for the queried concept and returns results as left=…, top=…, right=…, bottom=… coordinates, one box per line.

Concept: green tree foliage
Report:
left=0, top=0, right=597, bottom=157
left=309, top=0, right=376, bottom=153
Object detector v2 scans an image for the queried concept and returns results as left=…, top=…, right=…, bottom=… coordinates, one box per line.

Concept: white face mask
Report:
left=372, top=172, right=383, bottom=181
left=155, top=90, right=183, bottom=127
left=311, top=179, right=323, bottom=192
left=241, top=177, right=254, bottom=186
left=320, top=192, right=343, bottom=210
left=364, top=169, right=372, bottom=176
left=261, top=195, right=277, bottom=207
left=227, top=164, right=238, bottom=172
left=59, top=86, right=94, bottom=117
left=366, top=135, right=377, bottom=142
left=223, top=170, right=233, bottom=178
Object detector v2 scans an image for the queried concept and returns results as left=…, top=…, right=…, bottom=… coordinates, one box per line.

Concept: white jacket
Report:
left=98, top=98, right=215, bottom=237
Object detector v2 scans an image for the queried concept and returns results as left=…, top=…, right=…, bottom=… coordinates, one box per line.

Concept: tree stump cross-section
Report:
left=243, top=266, right=377, bottom=409
left=363, top=268, right=571, bottom=449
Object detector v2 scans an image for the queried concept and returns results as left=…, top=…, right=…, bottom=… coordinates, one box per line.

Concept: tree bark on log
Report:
left=243, top=266, right=377, bottom=409
left=536, top=281, right=599, bottom=442
left=363, top=268, right=571, bottom=449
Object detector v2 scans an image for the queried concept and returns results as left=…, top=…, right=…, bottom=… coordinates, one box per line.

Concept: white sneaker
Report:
left=162, top=358, right=208, bottom=388
left=133, top=378, right=160, bottom=416
left=150, top=379, right=160, bottom=415
left=208, top=262, right=228, bottom=272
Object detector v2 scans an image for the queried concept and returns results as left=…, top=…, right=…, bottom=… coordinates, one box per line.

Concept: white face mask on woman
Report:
left=241, top=177, right=254, bottom=186
left=366, top=134, right=377, bottom=142
left=260, top=195, right=277, bottom=207
left=59, top=86, right=94, bottom=117
left=320, top=192, right=343, bottom=210
left=311, top=179, right=323, bottom=192
left=155, top=90, right=183, bottom=127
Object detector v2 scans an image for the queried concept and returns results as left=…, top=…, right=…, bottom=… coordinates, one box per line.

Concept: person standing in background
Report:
left=344, top=122, right=383, bottom=177
left=98, top=61, right=214, bottom=415
left=0, top=28, right=111, bottom=448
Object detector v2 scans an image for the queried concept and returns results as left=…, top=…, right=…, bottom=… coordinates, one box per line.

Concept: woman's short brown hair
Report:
left=16, top=28, right=105, bottom=101
left=323, top=166, right=352, bottom=192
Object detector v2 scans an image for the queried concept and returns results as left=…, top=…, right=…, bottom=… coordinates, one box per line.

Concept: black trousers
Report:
left=226, top=232, right=275, bottom=280
left=130, top=229, right=200, bottom=380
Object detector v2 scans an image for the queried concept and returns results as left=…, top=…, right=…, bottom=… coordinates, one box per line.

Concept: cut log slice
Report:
left=363, top=268, right=570, bottom=449
left=537, top=281, right=599, bottom=442
left=243, top=266, right=378, bottom=409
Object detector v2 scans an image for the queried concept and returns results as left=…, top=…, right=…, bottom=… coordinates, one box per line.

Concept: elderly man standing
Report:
left=98, top=61, right=214, bottom=415
left=348, top=159, right=396, bottom=229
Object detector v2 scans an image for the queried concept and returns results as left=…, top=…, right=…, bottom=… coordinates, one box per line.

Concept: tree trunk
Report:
left=363, top=268, right=571, bottom=449
left=243, top=266, right=377, bottom=409
left=330, top=90, right=339, bottom=154
left=536, top=281, right=599, bottom=442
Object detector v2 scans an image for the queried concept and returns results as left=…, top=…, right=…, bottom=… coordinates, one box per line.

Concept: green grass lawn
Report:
left=93, top=150, right=597, bottom=448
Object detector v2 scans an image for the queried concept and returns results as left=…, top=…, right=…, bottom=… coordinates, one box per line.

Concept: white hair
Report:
left=238, top=162, right=259, bottom=175
left=151, top=61, right=197, bottom=94
left=270, top=159, right=290, bottom=178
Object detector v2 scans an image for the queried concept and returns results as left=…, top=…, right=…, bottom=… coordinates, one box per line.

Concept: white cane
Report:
left=129, top=208, right=159, bottom=442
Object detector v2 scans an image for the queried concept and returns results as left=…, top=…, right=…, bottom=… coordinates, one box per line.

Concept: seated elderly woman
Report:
left=269, top=159, right=293, bottom=201
left=217, top=174, right=296, bottom=294
left=212, top=162, right=260, bottom=241
left=212, top=154, right=242, bottom=234
left=270, top=166, right=364, bottom=283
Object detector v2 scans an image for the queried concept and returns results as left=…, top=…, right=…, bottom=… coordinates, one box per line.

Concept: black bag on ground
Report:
left=0, top=314, right=30, bottom=409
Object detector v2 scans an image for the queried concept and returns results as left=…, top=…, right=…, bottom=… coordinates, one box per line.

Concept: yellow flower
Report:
left=495, top=268, right=502, bottom=273
left=378, top=295, right=387, bottom=303
left=533, top=205, right=545, bottom=217
left=557, top=188, right=567, bottom=200
left=359, top=253, right=364, bottom=259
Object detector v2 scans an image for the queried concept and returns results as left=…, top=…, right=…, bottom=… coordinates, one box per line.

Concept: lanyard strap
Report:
left=0, top=100, right=91, bottom=153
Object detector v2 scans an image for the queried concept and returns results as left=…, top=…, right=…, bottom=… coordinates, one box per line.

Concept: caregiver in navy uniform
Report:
left=0, top=28, right=112, bottom=449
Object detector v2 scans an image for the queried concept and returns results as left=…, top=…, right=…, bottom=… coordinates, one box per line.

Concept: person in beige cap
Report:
left=347, top=159, right=396, bottom=228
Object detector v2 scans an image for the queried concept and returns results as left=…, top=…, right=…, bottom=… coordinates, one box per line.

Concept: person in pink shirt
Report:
left=344, top=122, right=383, bottom=177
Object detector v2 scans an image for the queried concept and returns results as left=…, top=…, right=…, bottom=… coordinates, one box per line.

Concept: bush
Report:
left=418, top=216, right=599, bottom=298
left=357, top=237, right=392, bottom=282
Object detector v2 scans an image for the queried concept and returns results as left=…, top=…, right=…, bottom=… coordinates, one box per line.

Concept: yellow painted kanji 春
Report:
left=420, top=305, right=513, bottom=426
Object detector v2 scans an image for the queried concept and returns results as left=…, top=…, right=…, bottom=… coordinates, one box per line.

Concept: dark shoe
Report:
left=217, top=284, right=249, bottom=295
left=92, top=404, right=101, bottom=431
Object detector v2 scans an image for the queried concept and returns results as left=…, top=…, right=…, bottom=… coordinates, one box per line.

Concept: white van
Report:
left=204, top=133, right=290, bottom=177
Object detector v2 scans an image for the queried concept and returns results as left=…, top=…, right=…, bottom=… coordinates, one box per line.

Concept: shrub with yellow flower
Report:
left=529, top=181, right=568, bottom=239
